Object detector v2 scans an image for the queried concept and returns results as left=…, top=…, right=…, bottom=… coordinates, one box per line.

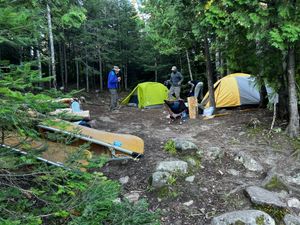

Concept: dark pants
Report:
left=109, top=88, right=118, bottom=110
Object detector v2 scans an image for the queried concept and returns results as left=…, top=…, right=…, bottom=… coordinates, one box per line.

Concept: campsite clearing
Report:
left=85, top=93, right=299, bottom=225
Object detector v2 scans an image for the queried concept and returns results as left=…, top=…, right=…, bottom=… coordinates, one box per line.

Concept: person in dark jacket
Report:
left=108, top=66, right=121, bottom=111
left=167, top=66, right=183, bottom=100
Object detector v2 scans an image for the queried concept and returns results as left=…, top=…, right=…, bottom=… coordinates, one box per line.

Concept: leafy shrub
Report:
left=164, top=140, right=176, bottom=155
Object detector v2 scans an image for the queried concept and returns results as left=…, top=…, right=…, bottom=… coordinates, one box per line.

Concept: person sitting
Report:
left=188, top=80, right=204, bottom=100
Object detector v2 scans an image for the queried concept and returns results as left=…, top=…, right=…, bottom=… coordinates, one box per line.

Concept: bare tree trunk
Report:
left=124, top=63, right=128, bottom=91
left=75, top=58, right=79, bottom=90
left=47, top=3, right=56, bottom=88
left=186, top=49, right=193, bottom=80
left=154, top=57, right=158, bottom=82
left=98, top=48, right=103, bottom=91
left=58, top=42, right=64, bottom=87
left=36, top=49, right=42, bottom=79
left=63, top=43, right=68, bottom=89
left=85, top=48, right=89, bottom=93
left=204, top=36, right=216, bottom=109
left=286, top=46, right=299, bottom=137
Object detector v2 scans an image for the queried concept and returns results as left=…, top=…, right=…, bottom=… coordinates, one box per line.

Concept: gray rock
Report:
left=227, top=169, right=240, bottom=176
left=187, top=158, right=197, bottom=166
left=156, top=160, right=188, bottom=174
left=284, top=214, right=300, bottom=225
left=207, top=147, right=224, bottom=160
left=124, top=191, right=140, bottom=203
left=286, top=174, right=300, bottom=186
left=235, top=152, right=263, bottom=172
left=151, top=171, right=171, bottom=188
left=245, top=186, right=287, bottom=208
left=185, top=175, right=195, bottom=183
left=173, top=138, right=199, bottom=152
left=196, top=149, right=204, bottom=158
left=287, top=198, right=300, bottom=209
left=183, top=200, right=194, bottom=207
left=119, top=176, right=129, bottom=185
left=211, top=210, right=275, bottom=225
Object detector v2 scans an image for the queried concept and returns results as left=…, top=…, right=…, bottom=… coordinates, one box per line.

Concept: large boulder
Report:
left=151, top=171, right=171, bottom=188
left=235, top=152, right=264, bottom=172
left=156, top=160, right=188, bottom=174
left=211, top=210, right=275, bottom=225
left=245, top=186, right=287, bottom=208
left=173, top=139, right=199, bottom=153
left=283, top=214, right=300, bottom=225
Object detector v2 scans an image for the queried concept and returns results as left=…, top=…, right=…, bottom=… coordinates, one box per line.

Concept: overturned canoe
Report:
left=38, top=120, right=144, bottom=160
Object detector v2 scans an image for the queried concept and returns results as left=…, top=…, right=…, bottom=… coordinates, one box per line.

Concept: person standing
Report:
left=108, top=66, right=121, bottom=111
left=167, top=66, right=183, bottom=100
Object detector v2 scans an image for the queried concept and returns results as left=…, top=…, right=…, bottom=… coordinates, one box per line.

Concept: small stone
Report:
left=187, top=158, right=197, bottom=166
left=239, top=131, right=246, bottom=136
left=206, top=147, right=224, bottom=160
left=227, top=169, right=240, bottom=176
left=185, top=175, right=195, bottom=183
left=235, top=152, right=263, bottom=172
left=151, top=171, right=171, bottom=188
left=173, top=138, right=199, bottom=152
left=286, top=174, right=300, bottom=186
left=245, top=186, right=287, bottom=208
left=287, top=198, right=300, bottom=209
left=124, top=191, right=140, bottom=203
left=200, top=187, right=208, bottom=192
left=183, top=200, right=194, bottom=207
left=283, top=214, right=300, bottom=225
left=196, top=149, right=204, bottom=157
left=119, top=176, right=129, bottom=185
left=156, top=160, right=188, bottom=174
left=211, top=210, right=275, bottom=225
left=200, top=208, right=205, bottom=214
left=157, top=198, right=162, bottom=202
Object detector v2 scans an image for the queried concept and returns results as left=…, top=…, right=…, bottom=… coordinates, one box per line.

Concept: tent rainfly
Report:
left=202, top=73, right=260, bottom=108
left=121, top=82, right=168, bottom=108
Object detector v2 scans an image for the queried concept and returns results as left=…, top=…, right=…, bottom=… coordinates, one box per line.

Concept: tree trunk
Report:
left=59, top=42, right=64, bottom=87
left=85, top=48, right=89, bottom=93
left=47, top=3, right=56, bottom=88
left=286, top=46, right=299, bottom=137
left=186, top=49, right=193, bottom=80
left=215, top=48, right=221, bottom=79
left=63, top=43, right=68, bottom=89
left=98, top=48, right=103, bottom=91
left=154, top=57, right=158, bottom=82
left=124, top=63, right=128, bottom=91
left=204, top=36, right=216, bottom=109
left=76, top=58, right=79, bottom=90
left=36, top=49, right=42, bottom=79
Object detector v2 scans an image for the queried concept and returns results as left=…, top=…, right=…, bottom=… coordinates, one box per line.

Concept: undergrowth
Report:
left=0, top=148, right=159, bottom=225
left=163, top=140, right=176, bottom=155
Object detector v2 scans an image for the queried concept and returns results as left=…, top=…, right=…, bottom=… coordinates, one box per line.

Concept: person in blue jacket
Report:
left=108, top=66, right=121, bottom=111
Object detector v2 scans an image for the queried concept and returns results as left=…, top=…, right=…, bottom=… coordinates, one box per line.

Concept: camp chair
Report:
left=164, top=100, right=188, bottom=123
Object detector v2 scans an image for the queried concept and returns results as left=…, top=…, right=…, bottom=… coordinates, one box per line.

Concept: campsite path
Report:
left=85, top=93, right=297, bottom=225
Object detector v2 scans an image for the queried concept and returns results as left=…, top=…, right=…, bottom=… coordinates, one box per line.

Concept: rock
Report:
left=151, top=171, right=171, bottom=188
left=239, top=131, right=246, bottom=136
left=286, top=174, right=300, bottom=186
left=119, top=176, right=129, bottom=185
left=185, top=175, right=195, bottom=183
left=173, top=138, right=199, bottom=152
left=283, top=214, right=300, bottom=225
left=245, top=186, right=287, bottom=208
left=156, top=160, right=188, bottom=174
left=235, top=152, right=263, bottom=172
left=211, top=210, right=275, bottom=225
left=183, top=200, right=194, bottom=207
left=207, top=147, right=224, bottom=160
left=196, top=149, right=204, bottom=158
left=124, top=191, right=140, bottom=203
left=227, top=169, right=240, bottom=176
left=187, top=158, right=197, bottom=166
left=287, top=198, right=300, bottom=209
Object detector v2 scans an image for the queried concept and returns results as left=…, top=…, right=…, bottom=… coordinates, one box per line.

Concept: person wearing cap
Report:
left=167, top=66, right=183, bottom=100
left=107, top=66, right=121, bottom=111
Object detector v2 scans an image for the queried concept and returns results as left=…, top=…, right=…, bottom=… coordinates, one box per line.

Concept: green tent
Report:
left=121, top=82, right=168, bottom=108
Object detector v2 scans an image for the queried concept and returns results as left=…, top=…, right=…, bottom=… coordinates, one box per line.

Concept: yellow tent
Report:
left=202, top=73, right=260, bottom=108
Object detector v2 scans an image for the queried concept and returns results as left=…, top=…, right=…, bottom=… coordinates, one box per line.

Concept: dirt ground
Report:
left=83, top=92, right=297, bottom=225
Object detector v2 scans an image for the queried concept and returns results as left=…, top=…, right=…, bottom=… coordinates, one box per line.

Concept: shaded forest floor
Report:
left=84, top=92, right=299, bottom=225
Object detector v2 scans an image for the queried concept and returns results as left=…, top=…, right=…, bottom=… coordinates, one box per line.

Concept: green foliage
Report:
left=164, top=140, right=176, bottom=155
left=61, top=6, right=87, bottom=29
left=254, top=205, right=289, bottom=223
left=264, top=176, right=288, bottom=192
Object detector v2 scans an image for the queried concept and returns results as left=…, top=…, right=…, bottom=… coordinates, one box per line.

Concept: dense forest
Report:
left=1, top=0, right=300, bottom=224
